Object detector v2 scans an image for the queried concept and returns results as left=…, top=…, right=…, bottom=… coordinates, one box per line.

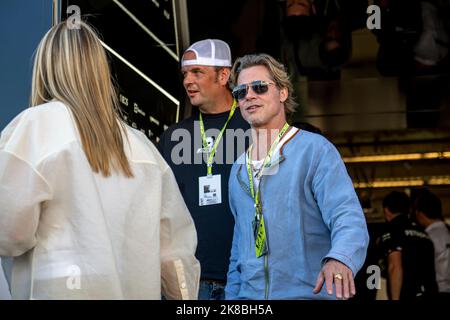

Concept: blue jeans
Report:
left=198, top=280, right=226, bottom=300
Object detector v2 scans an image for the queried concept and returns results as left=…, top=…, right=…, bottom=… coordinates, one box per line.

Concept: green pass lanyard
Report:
left=199, top=99, right=237, bottom=176
left=246, top=122, right=290, bottom=258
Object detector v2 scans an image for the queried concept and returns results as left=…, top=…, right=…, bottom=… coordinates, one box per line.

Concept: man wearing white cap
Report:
left=158, top=39, right=250, bottom=300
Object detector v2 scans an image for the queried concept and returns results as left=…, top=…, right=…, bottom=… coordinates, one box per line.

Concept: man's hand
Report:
left=312, top=259, right=355, bottom=299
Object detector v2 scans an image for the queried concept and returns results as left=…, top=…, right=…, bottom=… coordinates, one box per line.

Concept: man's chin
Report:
left=189, top=97, right=201, bottom=106
left=245, top=116, right=264, bottom=128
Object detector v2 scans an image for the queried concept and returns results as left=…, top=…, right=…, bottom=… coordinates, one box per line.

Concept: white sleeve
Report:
left=159, top=166, right=200, bottom=300
left=0, top=151, right=52, bottom=257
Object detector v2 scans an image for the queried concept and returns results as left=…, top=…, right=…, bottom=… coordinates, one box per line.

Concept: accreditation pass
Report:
left=199, top=174, right=222, bottom=206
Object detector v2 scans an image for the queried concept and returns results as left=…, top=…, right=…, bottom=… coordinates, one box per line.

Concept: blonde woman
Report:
left=0, top=20, right=200, bottom=299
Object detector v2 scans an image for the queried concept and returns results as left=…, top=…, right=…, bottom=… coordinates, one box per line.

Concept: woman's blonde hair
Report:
left=31, top=20, right=133, bottom=177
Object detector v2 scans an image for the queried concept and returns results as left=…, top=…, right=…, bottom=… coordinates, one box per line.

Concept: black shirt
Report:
left=157, top=107, right=250, bottom=281
left=378, top=214, right=438, bottom=300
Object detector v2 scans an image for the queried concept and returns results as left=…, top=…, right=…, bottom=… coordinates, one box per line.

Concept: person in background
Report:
left=225, top=53, right=369, bottom=299
left=414, top=189, right=450, bottom=298
left=378, top=191, right=438, bottom=300
left=282, top=0, right=351, bottom=81
left=0, top=20, right=199, bottom=299
left=157, top=39, right=250, bottom=300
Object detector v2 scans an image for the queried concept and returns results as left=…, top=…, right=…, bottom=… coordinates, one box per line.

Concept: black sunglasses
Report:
left=232, top=80, right=276, bottom=101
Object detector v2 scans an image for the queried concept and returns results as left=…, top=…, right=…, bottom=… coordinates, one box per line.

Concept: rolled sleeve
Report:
left=312, top=142, right=369, bottom=276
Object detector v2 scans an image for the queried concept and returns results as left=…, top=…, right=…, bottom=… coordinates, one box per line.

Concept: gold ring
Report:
left=334, top=273, right=343, bottom=280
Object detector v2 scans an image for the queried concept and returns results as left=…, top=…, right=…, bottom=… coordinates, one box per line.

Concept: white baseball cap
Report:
left=181, top=39, right=232, bottom=67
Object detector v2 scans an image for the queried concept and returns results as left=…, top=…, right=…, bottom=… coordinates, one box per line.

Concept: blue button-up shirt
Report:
left=226, top=129, right=369, bottom=299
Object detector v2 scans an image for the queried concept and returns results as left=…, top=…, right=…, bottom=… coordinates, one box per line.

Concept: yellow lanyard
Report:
left=246, top=122, right=290, bottom=257
left=199, top=100, right=237, bottom=176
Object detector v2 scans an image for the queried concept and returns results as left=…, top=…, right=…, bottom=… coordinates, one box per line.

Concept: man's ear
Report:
left=219, top=68, right=231, bottom=86
left=415, top=211, right=425, bottom=223
left=383, top=207, right=391, bottom=221
left=280, top=87, right=288, bottom=103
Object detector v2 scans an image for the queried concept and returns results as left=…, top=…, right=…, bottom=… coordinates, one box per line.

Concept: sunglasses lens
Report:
left=252, top=82, right=269, bottom=94
left=233, top=81, right=271, bottom=101
left=233, top=85, right=248, bottom=101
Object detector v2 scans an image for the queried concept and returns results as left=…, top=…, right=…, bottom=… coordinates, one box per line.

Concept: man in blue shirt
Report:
left=225, top=53, right=369, bottom=299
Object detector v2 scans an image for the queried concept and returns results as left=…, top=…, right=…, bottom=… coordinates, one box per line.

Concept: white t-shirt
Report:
left=248, top=127, right=300, bottom=191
